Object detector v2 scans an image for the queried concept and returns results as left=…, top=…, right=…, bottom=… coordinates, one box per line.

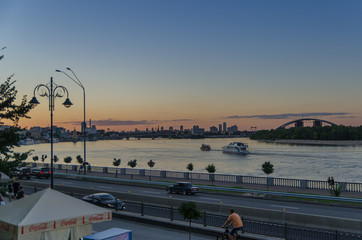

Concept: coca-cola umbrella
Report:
left=0, top=188, right=112, bottom=240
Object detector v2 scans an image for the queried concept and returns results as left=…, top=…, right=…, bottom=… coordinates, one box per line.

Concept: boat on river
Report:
left=222, top=142, right=249, bottom=154
left=200, top=144, right=211, bottom=151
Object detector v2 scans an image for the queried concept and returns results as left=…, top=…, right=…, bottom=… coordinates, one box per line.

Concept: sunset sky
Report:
left=1, top=0, right=361, bottom=132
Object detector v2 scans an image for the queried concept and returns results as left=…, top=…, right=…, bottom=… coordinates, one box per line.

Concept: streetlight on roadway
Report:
left=55, top=68, right=87, bottom=175
left=29, top=77, right=73, bottom=189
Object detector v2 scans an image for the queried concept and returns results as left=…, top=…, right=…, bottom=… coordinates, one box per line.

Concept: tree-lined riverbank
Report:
left=260, top=139, right=362, bottom=146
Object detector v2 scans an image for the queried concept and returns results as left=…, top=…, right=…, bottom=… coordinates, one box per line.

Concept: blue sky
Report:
left=1, top=0, right=362, bottom=131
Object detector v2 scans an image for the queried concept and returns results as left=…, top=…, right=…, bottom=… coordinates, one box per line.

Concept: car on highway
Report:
left=31, top=167, right=51, bottom=179
left=13, top=167, right=31, bottom=180
left=166, top=182, right=199, bottom=195
left=82, top=193, right=126, bottom=211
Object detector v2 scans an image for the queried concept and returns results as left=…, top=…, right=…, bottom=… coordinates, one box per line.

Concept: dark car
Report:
left=13, top=167, right=31, bottom=180
left=166, top=182, right=199, bottom=195
left=82, top=193, right=126, bottom=210
left=32, top=167, right=51, bottom=179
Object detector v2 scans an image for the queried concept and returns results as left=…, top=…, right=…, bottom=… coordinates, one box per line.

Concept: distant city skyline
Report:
left=1, top=1, right=361, bottom=131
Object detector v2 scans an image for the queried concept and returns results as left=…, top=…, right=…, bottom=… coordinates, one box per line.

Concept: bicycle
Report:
left=216, top=226, right=243, bottom=240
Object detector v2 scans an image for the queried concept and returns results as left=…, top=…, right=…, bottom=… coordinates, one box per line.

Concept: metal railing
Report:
left=118, top=202, right=362, bottom=240
left=27, top=162, right=362, bottom=193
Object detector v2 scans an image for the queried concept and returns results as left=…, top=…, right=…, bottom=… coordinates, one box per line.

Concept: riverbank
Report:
left=261, top=139, right=362, bottom=146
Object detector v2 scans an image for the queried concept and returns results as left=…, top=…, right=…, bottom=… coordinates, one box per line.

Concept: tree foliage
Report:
left=262, top=161, right=274, bottom=175
left=187, top=163, right=193, bottom=172
left=64, top=156, right=72, bottom=164
left=113, top=158, right=121, bottom=167
left=76, top=155, right=83, bottom=165
left=251, top=126, right=362, bottom=141
left=127, top=159, right=137, bottom=168
left=0, top=64, right=33, bottom=175
left=147, top=159, right=155, bottom=168
left=179, top=202, right=203, bottom=240
left=205, top=164, right=216, bottom=173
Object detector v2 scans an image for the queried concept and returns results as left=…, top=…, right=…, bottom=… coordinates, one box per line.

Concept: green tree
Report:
left=63, top=156, right=72, bottom=173
left=187, top=163, right=193, bottom=182
left=205, top=164, right=216, bottom=185
left=53, top=155, right=59, bottom=164
left=76, top=155, right=87, bottom=175
left=127, top=159, right=137, bottom=179
left=113, top=158, right=121, bottom=177
left=76, top=155, right=83, bottom=174
left=64, top=156, right=72, bottom=164
left=41, top=154, right=47, bottom=163
left=262, top=161, right=274, bottom=190
left=147, top=159, right=155, bottom=181
left=0, top=74, right=33, bottom=176
left=32, top=156, right=39, bottom=162
left=329, top=183, right=342, bottom=197
left=178, top=202, right=203, bottom=240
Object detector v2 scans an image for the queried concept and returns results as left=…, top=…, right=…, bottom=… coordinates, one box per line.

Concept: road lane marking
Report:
left=61, top=181, right=73, bottom=184
left=270, top=205, right=299, bottom=210
left=142, top=191, right=161, bottom=195
left=199, top=197, right=221, bottom=201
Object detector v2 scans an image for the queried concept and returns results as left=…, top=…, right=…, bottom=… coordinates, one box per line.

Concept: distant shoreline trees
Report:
left=251, top=126, right=362, bottom=141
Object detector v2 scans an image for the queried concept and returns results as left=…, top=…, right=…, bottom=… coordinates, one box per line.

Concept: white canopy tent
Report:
left=0, top=172, right=10, bottom=183
left=0, top=188, right=112, bottom=240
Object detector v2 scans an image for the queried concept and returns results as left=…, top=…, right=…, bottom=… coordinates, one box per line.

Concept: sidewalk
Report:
left=111, top=210, right=284, bottom=240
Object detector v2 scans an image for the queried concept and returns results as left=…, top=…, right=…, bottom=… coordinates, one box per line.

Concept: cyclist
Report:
left=221, top=209, right=243, bottom=240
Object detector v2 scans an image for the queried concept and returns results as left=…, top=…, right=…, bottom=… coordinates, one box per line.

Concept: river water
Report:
left=16, top=138, right=362, bottom=182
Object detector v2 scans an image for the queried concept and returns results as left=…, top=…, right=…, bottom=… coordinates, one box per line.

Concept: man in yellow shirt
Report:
left=221, top=209, right=243, bottom=240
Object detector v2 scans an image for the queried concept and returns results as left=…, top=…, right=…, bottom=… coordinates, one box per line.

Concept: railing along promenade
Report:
left=29, top=162, right=362, bottom=193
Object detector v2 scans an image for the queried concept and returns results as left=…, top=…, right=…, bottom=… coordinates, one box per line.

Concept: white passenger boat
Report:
left=222, top=142, right=249, bottom=154
left=18, top=138, right=35, bottom=145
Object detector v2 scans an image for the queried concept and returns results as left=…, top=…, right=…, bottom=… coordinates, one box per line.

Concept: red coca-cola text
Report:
left=60, top=218, right=77, bottom=227
left=88, top=214, right=104, bottom=222
left=29, top=223, right=48, bottom=232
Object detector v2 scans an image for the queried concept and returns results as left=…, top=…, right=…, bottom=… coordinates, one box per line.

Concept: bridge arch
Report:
left=277, top=118, right=337, bottom=129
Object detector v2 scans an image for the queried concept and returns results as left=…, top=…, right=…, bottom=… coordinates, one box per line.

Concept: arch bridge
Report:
left=277, top=118, right=337, bottom=129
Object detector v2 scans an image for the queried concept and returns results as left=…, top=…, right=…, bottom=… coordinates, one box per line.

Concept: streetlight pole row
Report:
left=56, top=68, right=87, bottom=175
left=30, top=77, right=73, bottom=189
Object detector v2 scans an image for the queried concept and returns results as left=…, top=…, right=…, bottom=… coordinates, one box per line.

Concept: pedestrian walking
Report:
left=0, top=193, right=5, bottom=206
left=331, top=177, right=335, bottom=187
left=7, top=181, right=14, bottom=201
left=17, top=187, right=25, bottom=199
left=13, top=179, right=20, bottom=197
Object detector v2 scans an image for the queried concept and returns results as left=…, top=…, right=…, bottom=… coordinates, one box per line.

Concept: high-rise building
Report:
left=223, top=122, right=227, bottom=133
left=192, top=125, right=204, bottom=135
left=210, top=126, right=218, bottom=133
left=229, top=125, right=238, bottom=133
left=180, top=125, right=184, bottom=132
left=218, top=124, right=222, bottom=133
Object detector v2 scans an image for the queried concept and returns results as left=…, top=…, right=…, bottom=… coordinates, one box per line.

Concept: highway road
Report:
left=30, top=177, right=362, bottom=221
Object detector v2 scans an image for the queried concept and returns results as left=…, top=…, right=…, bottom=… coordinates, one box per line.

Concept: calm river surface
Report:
left=16, top=138, right=362, bottom=182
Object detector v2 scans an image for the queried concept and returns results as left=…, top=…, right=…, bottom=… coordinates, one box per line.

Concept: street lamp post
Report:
left=56, top=68, right=87, bottom=175
left=29, top=77, right=73, bottom=189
